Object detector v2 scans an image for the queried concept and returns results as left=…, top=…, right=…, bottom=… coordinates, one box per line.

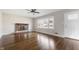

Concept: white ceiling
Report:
left=0, top=9, right=62, bottom=18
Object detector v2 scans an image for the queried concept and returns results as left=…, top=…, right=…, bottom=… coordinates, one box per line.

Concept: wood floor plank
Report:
left=0, top=32, right=79, bottom=50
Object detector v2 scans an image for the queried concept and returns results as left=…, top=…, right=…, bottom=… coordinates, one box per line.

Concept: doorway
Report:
left=15, top=23, right=28, bottom=32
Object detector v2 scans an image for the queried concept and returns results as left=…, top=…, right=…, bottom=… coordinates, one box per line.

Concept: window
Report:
left=48, top=16, right=54, bottom=29
left=68, top=14, right=78, bottom=20
left=36, top=16, right=54, bottom=29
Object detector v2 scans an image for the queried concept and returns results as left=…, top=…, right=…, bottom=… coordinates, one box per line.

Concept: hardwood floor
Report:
left=0, top=32, right=79, bottom=50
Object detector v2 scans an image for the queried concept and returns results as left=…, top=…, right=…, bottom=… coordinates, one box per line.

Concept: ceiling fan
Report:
left=26, top=9, right=40, bottom=15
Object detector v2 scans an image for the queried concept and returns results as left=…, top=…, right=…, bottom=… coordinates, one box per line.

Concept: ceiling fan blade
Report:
left=33, top=9, right=36, bottom=11
left=34, top=12, right=39, bottom=14
left=34, top=12, right=40, bottom=13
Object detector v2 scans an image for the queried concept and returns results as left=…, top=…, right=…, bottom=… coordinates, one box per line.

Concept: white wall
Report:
left=33, top=10, right=79, bottom=38
left=2, top=13, right=33, bottom=35
left=0, top=12, right=2, bottom=38
left=33, top=10, right=64, bottom=37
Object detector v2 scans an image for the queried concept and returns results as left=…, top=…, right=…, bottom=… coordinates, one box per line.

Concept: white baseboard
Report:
left=65, top=36, right=79, bottom=40
left=36, top=31, right=64, bottom=38
left=52, top=34, right=64, bottom=38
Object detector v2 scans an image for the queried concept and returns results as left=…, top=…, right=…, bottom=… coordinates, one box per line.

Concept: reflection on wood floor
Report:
left=0, top=32, right=79, bottom=50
